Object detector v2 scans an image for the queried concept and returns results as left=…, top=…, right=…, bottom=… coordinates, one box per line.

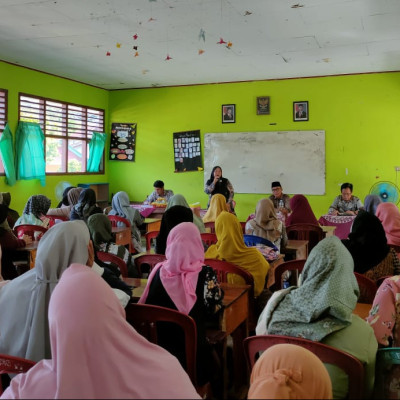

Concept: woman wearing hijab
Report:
left=205, top=211, right=269, bottom=297
left=14, top=195, right=51, bottom=229
left=204, top=166, right=235, bottom=211
left=139, top=222, right=223, bottom=387
left=363, top=194, right=382, bottom=215
left=167, top=194, right=205, bottom=233
left=245, top=198, right=288, bottom=251
left=70, top=188, right=102, bottom=222
left=155, top=205, right=194, bottom=255
left=202, top=193, right=228, bottom=224
left=0, top=192, right=20, bottom=229
left=256, top=236, right=377, bottom=399
left=1, top=264, right=200, bottom=399
left=47, top=187, right=83, bottom=220
left=109, top=191, right=144, bottom=253
left=376, top=202, right=400, bottom=259
left=341, top=211, right=398, bottom=282
left=56, top=185, right=74, bottom=208
left=248, top=344, right=332, bottom=399
left=285, top=194, right=318, bottom=226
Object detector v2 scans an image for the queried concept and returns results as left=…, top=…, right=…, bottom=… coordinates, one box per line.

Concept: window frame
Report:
left=0, top=89, right=8, bottom=175
left=18, top=92, right=105, bottom=175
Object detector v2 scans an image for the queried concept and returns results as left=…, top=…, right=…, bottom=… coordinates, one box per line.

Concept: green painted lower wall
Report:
left=0, top=61, right=110, bottom=213
left=109, top=72, right=400, bottom=221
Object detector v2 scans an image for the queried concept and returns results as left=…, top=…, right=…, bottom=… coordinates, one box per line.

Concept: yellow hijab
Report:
left=205, top=211, right=269, bottom=296
left=202, top=194, right=228, bottom=223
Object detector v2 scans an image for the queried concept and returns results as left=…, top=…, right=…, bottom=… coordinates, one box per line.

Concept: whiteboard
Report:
left=204, top=131, right=325, bottom=195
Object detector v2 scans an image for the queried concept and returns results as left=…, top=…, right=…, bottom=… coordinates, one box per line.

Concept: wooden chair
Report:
left=0, top=354, right=36, bottom=395
left=244, top=334, right=364, bottom=399
left=243, top=234, right=278, bottom=250
left=13, top=224, right=48, bottom=241
left=134, top=253, right=166, bottom=276
left=285, top=223, right=325, bottom=255
left=354, top=272, right=377, bottom=303
left=107, top=215, right=133, bottom=253
left=200, top=233, right=217, bottom=248
left=45, top=214, right=68, bottom=226
left=96, top=251, right=128, bottom=277
left=204, top=221, right=215, bottom=233
left=125, top=303, right=197, bottom=387
left=270, top=259, right=306, bottom=292
left=145, top=230, right=159, bottom=251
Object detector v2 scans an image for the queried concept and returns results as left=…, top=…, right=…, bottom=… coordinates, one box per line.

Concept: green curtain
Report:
left=0, top=123, right=17, bottom=186
left=15, top=121, right=46, bottom=186
left=87, top=132, right=106, bottom=173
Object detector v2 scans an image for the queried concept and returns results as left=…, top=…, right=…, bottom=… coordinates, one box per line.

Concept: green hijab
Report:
left=87, top=213, right=113, bottom=250
left=167, top=194, right=205, bottom=233
left=264, top=236, right=359, bottom=341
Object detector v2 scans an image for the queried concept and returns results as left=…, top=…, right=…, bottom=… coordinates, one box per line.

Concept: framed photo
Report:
left=293, top=101, right=309, bottom=121
left=257, top=96, right=270, bottom=115
left=222, top=104, right=235, bottom=123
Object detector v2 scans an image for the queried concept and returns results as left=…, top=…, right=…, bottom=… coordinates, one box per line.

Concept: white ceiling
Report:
left=1, top=0, right=400, bottom=90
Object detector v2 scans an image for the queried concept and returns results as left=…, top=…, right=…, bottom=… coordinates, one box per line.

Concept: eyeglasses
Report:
left=272, top=188, right=281, bottom=192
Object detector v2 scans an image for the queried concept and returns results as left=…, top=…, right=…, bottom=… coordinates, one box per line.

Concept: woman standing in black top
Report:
left=204, top=165, right=235, bottom=211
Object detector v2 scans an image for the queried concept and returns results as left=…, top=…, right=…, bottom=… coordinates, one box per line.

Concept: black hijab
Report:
left=342, top=210, right=389, bottom=273
left=56, top=186, right=74, bottom=208
left=155, top=205, right=193, bottom=255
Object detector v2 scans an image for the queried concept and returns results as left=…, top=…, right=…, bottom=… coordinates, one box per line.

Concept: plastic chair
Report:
left=96, top=251, right=128, bottom=277
left=270, top=259, right=306, bottom=292
left=374, top=347, right=400, bottom=399
left=239, top=221, right=246, bottom=234
left=244, top=335, right=365, bottom=399
left=285, top=223, right=325, bottom=254
left=145, top=230, right=159, bottom=251
left=354, top=272, right=377, bottom=303
left=243, top=234, right=278, bottom=251
left=204, top=221, right=215, bottom=233
left=134, top=254, right=166, bottom=277
left=200, top=233, right=217, bottom=248
left=0, top=354, right=36, bottom=395
left=45, top=214, right=68, bottom=227
left=13, top=224, right=48, bottom=241
left=125, top=303, right=197, bottom=386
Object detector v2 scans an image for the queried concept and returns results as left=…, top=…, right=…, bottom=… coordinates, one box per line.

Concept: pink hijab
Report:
left=376, top=202, right=400, bottom=247
left=286, top=194, right=318, bottom=226
left=139, top=222, right=204, bottom=315
left=1, top=264, right=199, bottom=399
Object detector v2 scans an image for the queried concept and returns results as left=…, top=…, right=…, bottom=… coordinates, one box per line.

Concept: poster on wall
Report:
left=109, top=123, right=136, bottom=161
left=173, top=130, right=203, bottom=172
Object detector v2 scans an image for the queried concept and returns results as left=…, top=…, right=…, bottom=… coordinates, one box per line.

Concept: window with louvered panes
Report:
left=0, top=89, right=8, bottom=174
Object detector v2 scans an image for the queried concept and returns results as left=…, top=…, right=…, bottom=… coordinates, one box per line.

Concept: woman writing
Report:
left=204, top=166, right=235, bottom=211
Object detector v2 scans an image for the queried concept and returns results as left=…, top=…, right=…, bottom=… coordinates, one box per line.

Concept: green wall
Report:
left=0, top=61, right=110, bottom=213
left=109, top=72, right=400, bottom=221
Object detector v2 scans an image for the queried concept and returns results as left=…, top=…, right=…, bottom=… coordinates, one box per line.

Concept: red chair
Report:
left=96, top=251, right=128, bottom=277
left=107, top=215, right=133, bottom=253
left=200, top=233, right=217, bottom=248
left=204, top=222, right=215, bottom=233
left=244, top=334, right=364, bottom=399
left=270, top=259, right=306, bottom=292
left=354, top=272, right=377, bottom=303
left=285, top=223, right=325, bottom=255
left=13, top=224, right=48, bottom=241
left=239, top=221, right=246, bottom=234
left=125, top=303, right=197, bottom=387
left=134, top=254, right=166, bottom=277
left=45, top=214, right=68, bottom=227
left=0, top=354, right=36, bottom=395
left=145, top=230, right=159, bottom=251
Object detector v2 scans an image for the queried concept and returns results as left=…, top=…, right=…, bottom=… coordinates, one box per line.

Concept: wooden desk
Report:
left=15, top=241, right=39, bottom=269
left=353, top=302, right=372, bottom=320
left=112, top=226, right=132, bottom=252
left=144, top=218, right=161, bottom=233
left=285, top=239, right=308, bottom=259
left=266, top=254, right=285, bottom=288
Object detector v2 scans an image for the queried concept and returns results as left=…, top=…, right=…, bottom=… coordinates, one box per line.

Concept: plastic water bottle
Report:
left=279, top=199, right=284, bottom=209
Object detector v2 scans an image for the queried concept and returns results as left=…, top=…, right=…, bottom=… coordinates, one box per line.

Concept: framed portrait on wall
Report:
left=293, top=101, right=309, bottom=121
left=222, top=104, right=235, bottom=123
left=257, top=96, right=270, bottom=115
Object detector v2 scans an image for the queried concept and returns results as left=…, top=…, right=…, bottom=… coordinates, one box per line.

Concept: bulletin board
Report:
left=173, top=130, right=203, bottom=172
left=204, top=130, right=325, bottom=194
left=109, top=122, right=136, bottom=161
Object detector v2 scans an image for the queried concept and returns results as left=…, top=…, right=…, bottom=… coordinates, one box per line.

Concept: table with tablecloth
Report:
left=318, top=214, right=356, bottom=240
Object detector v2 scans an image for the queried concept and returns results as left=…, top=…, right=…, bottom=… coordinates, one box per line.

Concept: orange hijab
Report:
left=202, top=194, right=228, bottom=223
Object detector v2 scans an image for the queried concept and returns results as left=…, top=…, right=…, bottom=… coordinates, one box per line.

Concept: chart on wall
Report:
left=109, top=123, right=136, bottom=161
left=173, top=130, right=203, bottom=172
left=204, top=131, right=325, bottom=194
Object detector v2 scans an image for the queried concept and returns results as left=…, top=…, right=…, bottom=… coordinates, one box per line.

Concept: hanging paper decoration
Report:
left=244, top=11, right=252, bottom=15
left=106, top=51, right=111, bottom=56
left=226, top=41, right=233, bottom=48
left=165, top=54, right=172, bottom=61
left=116, top=43, right=121, bottom=48
left=133, top=46, right=138, bottom=50
left=217, top=38, right=227, bottom=44
left=133, top=34, right=138, bottom=40
left=198, top=49, right=205, bottom=55
left=142, top=69, right=149, bottom=74
left=148, top=17, right=156, bottom=22
left=198, top=29, right=206, bottom=42
left=134, top=51, right=139, bottom=57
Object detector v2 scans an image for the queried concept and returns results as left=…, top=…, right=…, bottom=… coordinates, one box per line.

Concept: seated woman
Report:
left=14, top=194, right=51, bottom=230
left=248, top=344, right=332, bottom=399
left=363, top=194, right=381, bottom=215
left=70, top=188, right=102, bottom=222
left=341, top=211, right=398, bottom=282
left=47, top=187, right=83, bottom=220
left=204, top=165, right=234, bottom=211
left=0, top=221, right=131, bottom=363
left=1, top=264, right=200, bottom=399
left=205, top=211, right=270, bottom=298
left=167, top=194, right=205, bottom=233
left=1, top=192, right=20, bottom=229
left=285, top=194, right=319, bottom=226
left=202, top=193, right=228, bottom=224
left=139, top=222, right=223, bottom=388
left=245, top=198, right=287, bottom=252
left=328, top=182, right=363, bottom=216
left=156, top=205, right=194, bottom=255
left=376, top=202, right=400, bottom=259
left=87, top=213, right=139, bottom=277
left=109, top=191, right=144, bottom=253
left=256, top=236, right=377, bottom=399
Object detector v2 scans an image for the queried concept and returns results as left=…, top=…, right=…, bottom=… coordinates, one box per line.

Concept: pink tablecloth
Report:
left=318, top=214, right=356, bottom=240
